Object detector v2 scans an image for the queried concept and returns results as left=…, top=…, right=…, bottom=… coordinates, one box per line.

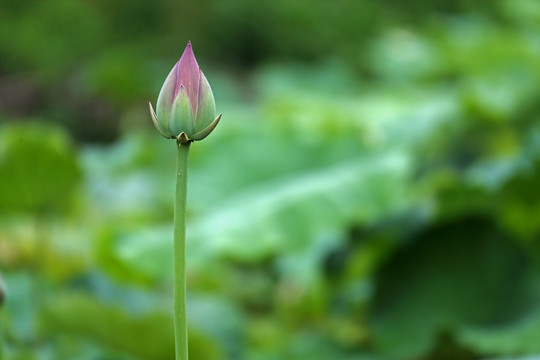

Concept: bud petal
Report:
left=169, top=86, right=194, bottom=136
left=175, top=42, right=201, bottom=111
left=156, top=65, right=177, bottom=130
left=149, top=102, right=173, bottom=138
left=191, top=114, right=221, bottom=141
left=194, top=70, right=217, bottom=132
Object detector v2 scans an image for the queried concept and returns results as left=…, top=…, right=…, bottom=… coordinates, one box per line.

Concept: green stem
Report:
left=174, top=141, right=190, bottom=360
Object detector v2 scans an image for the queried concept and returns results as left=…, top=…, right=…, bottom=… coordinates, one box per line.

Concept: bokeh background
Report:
left=1, top=0, right=540, bottom=359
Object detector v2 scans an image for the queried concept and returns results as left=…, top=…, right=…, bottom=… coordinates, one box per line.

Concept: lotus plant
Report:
left=149, top=42, right=221, bottom=360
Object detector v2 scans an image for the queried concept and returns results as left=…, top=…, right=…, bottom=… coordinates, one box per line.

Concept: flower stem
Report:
left=174, top=141, right=190, bottom=360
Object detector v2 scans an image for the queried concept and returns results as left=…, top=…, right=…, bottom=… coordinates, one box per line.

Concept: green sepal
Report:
left=194, top=70, right=217, bottom=132
left=155, top=66, right=177, bottom=133
left=191, top=114, right=221, bottom=141
left=149, top=102, right=174, bottom=138
left=177, top=132, right=191, bottom=144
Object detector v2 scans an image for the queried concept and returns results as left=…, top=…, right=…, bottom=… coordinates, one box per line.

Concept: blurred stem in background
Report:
left=0, top=271, right=5, bottom=357
left=174, top=142, right=190, bottom=360
left=33, top=217, right=48, bottom=343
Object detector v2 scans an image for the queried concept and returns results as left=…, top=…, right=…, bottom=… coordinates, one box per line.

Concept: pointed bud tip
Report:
left=182, top=41, right=195, bottom=56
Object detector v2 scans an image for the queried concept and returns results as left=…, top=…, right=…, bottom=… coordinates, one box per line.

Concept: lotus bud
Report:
left=149, top=42, right=221, bottom=143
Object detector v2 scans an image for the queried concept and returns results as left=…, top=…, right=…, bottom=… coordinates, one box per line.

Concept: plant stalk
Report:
left=174, top=141, right=190, bottom=360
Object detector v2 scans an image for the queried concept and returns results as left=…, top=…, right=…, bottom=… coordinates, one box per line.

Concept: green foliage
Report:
left=0, top=123, right=81, bottom=214
left=370, top=217, right=540, bottom=358
left=43, top=293, right=223, bottom=360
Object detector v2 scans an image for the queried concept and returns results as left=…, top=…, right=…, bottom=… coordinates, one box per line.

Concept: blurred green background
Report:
left=1, top=0, right=540, bottom=359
